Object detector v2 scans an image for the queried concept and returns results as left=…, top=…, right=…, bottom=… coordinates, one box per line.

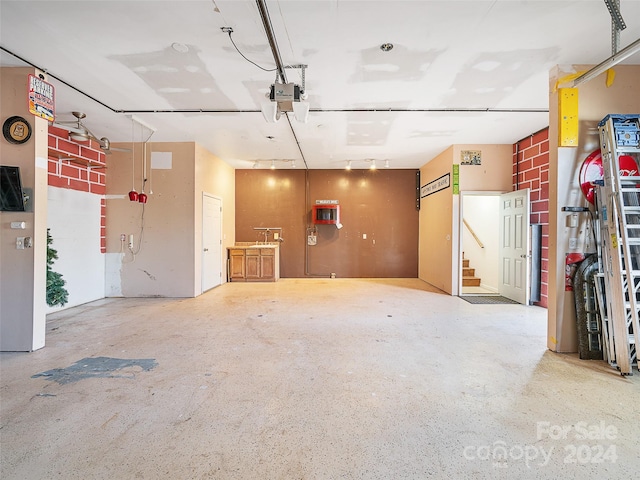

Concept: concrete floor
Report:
left=1, top=278, right=639, bottom=480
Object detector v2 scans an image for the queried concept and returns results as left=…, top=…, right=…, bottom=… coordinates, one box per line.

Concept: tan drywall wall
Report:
left=419, top=147, right=454, bottom=293
left=106, top=142, right=196, bottom=297
left=456, top=144, right=513, bottom=191
left=194, top=143, right=235, bottom=293
left=105, top=141, right=235, bottom=297
left=548, top=64, right=640, bottom=352
left=0, top=67, right=48, bottom=351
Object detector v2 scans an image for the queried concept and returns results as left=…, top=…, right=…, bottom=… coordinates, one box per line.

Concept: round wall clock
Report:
left=3, top=116, right=32, bottom=144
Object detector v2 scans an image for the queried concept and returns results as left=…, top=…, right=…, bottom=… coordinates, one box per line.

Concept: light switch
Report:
left=569, top=214, right=578, bottom=228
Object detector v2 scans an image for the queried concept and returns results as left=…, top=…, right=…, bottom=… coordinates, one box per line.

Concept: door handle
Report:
left=520, top=254, right=530, bottom=258
left=204, top=248, right=209, bottom=252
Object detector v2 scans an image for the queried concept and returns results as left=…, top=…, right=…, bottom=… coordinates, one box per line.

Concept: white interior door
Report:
left=499, top=189, right=530, bottom=304
left=202, top=194, right=222, bottom=292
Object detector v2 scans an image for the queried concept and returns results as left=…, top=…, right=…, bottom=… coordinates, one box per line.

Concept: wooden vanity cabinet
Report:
left=229, top=249, right=246, bottom=280
left=228, top=247, right=279, bottom=282
left=259, top=248, right=275, bottom=279
left=245, top=249, right=261, bottom=279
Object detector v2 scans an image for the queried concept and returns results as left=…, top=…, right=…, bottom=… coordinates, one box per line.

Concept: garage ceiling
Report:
left=1, top=0, right=639, bottom=169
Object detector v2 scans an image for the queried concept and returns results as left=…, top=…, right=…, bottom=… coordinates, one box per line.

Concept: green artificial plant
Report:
left=46, top=228, right=69, bottom=307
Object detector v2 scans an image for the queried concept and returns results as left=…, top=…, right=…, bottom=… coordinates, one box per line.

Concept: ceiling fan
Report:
left=52, top=111, right=128, bottom=154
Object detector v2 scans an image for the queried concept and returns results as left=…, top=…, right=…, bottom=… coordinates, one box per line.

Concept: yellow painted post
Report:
left=558, top=88, right=579, bottom=147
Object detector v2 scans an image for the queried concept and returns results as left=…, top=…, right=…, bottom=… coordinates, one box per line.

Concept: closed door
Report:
left=499, top=189, right=530, bottom=304
left=202, top=194, right=222, bottom=292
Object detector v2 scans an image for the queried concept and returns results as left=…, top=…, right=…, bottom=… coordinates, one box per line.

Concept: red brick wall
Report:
left=47, top=125, right=107, bottom=253
left=513, top=127, right=549, bottom=308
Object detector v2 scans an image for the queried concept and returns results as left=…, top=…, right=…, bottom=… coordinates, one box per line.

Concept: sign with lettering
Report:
left=28, top=74, right=55, bottom=122
left=452, top=164, right=459, bottom=195
left=420, top=173, right=450, bottom=198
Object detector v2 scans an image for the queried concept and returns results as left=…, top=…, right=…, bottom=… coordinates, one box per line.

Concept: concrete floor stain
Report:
left=31, top=356, right=158, bottom=384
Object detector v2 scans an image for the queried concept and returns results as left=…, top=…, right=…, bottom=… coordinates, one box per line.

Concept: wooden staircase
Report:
left=462, top=256, right=481, bottom=287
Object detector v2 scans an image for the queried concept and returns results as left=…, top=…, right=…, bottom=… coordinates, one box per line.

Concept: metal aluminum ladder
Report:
left=595, top=114, right=640, bottom=375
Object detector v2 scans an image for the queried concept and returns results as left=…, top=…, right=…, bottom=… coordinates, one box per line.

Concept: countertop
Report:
left=228, top=243, right=279, bottom=249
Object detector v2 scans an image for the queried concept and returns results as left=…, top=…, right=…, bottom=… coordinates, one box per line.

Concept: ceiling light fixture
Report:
left=69, top=131, right=89, bottom=142
left=380, top=43, right=394, bottom=52
left=171, top=42, right=189, bottom=53
left=270, top=160, right=276, bottom=170
left=370, top=159, right=376, bottom=170
left=346, top=160, right=352, bottom=171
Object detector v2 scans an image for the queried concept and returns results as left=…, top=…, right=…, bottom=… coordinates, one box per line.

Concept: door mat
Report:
left=460, top=295, right=520, bottom=304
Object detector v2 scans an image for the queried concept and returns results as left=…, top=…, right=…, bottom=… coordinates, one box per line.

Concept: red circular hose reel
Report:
left=579, top=149, right=638, bottom=204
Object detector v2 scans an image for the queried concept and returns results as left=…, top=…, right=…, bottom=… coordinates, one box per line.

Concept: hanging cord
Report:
left=133, top=203, right=146, bottom=257
left=131, top=121, right=135, bottom=191
left=224, top=29, right=277, bottom=72
left=223, top=28, right=301, bottom=78
left=123, top=203, right=146, bottom=263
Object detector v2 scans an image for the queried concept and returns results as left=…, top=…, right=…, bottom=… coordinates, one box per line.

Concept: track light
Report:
left=253, top=161, right=258, bottom=169
left=385, top=159, right=390, bottom=168
left=370, top=159, right=376, bottom=170
left=346, top=160, right=352, bottom=171
left=270, top=160, right=276, bottom=170
left=291, top=160, right=296, bottom=168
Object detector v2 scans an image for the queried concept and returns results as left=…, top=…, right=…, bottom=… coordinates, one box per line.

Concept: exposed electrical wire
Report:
left=224, top=29, right=277, bottom=73
left=124, top=203, right=146, bottom=264
left=134, top=203, right=146, bottom=257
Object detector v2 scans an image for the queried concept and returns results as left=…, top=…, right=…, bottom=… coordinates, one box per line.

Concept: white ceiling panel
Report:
left=1, top=0, right=639, bottom=169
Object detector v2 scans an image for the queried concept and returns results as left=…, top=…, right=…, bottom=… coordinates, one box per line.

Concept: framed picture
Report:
left=461, top=150, right=481, bottom=165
